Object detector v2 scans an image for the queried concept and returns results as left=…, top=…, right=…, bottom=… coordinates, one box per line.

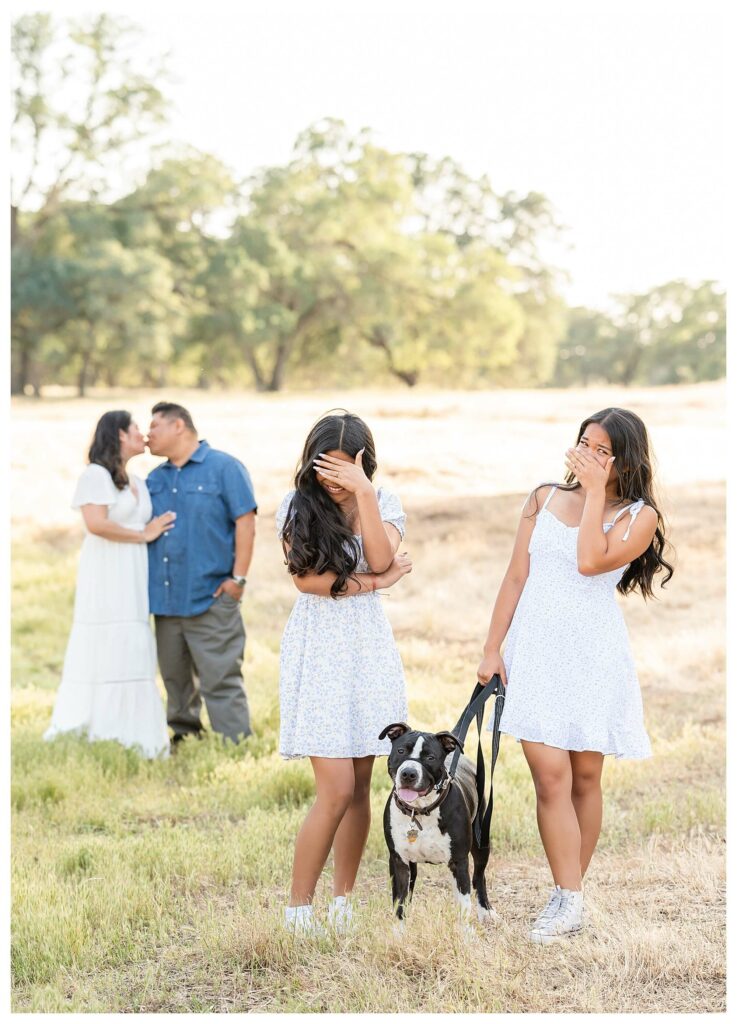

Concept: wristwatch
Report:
left=230, top=575, right=247, bottom=587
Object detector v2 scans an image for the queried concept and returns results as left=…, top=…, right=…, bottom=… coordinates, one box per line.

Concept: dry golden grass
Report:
left=11, top=382, right=725, bottom=1012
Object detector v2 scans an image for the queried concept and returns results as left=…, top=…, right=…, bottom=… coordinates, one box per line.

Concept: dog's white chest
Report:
left=390, top=801, right=451, bottom=865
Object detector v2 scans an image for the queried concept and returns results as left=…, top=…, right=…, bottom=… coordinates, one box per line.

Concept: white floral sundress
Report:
left=276, top=487, right=409, bottom=760
left=492, top=485, right=652, bottom=759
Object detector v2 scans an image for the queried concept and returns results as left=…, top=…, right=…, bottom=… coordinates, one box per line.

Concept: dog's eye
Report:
left=426, top=754, right=435, bottom=761
left=397, top=748, right=406, bottom=755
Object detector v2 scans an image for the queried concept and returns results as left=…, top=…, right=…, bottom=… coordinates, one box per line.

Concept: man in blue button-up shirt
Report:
left=146, top=402, right=257, bottom=744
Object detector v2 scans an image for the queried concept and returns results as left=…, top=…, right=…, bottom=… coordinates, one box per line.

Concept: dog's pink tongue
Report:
left=398, top=788, right=420, bottom=802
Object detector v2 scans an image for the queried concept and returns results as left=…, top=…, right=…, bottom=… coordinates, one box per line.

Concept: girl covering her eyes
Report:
left=476, top=407, right=674, bottom=945
left=275, top=410, right=412, bottom=935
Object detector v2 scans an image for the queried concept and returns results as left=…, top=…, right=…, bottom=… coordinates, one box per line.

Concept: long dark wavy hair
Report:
left=529, top=407, right=674, bottom=598
left=88, top=410, right=132, bottom=490
left=282, top=411, right=378, bottom=598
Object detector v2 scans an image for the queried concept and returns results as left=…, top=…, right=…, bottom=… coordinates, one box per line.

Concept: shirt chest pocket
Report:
left=184, top=480, right=220, bottom=515
left=147, top=478, right=166, bottom=503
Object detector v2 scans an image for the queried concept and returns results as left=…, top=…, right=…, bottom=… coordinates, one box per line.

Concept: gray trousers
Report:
left=154, top=594, right=251, bottom=744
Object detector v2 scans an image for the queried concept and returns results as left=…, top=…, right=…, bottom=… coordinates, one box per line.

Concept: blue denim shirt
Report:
left=147, top=441, right=258, bottom=617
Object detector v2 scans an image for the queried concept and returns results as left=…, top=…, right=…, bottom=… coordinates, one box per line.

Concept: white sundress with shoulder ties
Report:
left=276, top=487, right=409, bottom=760
left=492, top=485, right=652, bottom=759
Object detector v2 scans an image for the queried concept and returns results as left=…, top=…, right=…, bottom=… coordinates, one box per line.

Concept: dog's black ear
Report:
left=435, top=731, right=464, bottom=753
left=379, top=722, right=411, bottom=741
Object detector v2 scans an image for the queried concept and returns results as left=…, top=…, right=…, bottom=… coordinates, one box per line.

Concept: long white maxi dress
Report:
left=492, top=485, right=652, bottom=759
left=44, top=463, right=170, bottom=759
left=276, top=487, right=409, bottom=760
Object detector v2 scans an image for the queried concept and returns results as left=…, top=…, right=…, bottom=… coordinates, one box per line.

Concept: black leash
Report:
left=447, top=675, right=505, bottom=852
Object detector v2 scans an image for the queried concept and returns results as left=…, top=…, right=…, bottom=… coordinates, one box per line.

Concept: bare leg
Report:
left=522, top=741, right=582, bottom=891
left=332, top=755, right=375, bottom=897
left=570, top=750, right=604, bottom=877
left=289, top=758, right=354, bottom=906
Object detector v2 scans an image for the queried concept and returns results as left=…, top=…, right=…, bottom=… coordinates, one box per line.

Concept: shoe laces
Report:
left=557, top=889, right=581, bottom=922
left=535, top=888, right=562, bottom=925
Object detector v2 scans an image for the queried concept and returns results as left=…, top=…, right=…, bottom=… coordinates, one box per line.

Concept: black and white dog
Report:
left=379, top=722, right=497, bottom=926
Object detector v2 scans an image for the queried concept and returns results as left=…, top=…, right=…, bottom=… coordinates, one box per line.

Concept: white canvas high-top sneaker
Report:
left=327, top=895, right=354, bottom=934
left=529, top=886, right=584, bottom=945
left=284, top=904, right=326, bottom=937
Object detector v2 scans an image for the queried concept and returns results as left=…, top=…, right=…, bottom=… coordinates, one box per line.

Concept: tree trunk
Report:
left=267, top=339, right=291, bottom=391
left=264, top=297, right=339, bottom=391
left=364, top=327, right=419, bottom=387
left=10, top=339, right=33, bottom=395
left=11, top=344, right=31, bottom=395
left=245, top=351, right=266, bottom=391
left=78, top=350, right=91, bottom=397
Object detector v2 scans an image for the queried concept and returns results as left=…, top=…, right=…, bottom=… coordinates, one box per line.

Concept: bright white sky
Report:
left=10, top=0, right=726, bottom=309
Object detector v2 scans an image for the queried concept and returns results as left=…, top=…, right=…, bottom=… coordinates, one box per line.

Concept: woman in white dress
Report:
left=44, top=411, right=176, bottom=759
left=276, top=411, right=412, bottom=935
left=477, top=407, right=674, bottom=944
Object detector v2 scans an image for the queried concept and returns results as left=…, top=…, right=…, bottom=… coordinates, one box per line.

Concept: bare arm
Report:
left=565, top=448, right=657, bottom=575
left=284, top=541, right=411, bottom=598
left=577, top=493, right=657, bottom=575
left=293, top=569, right=381, bottom=597
left=214, top=511, right=257, bottom=599
left=354, top=486, right=399, bottom=572
left=477, top=489, right=543, bottom=685
left=311, top=450, right=399, bottom=572
left=233, top=512, right=256, bottom=577
left=81, top=504, right=175, bottom=543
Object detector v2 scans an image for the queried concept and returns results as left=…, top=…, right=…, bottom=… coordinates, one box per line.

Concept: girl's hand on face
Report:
left=313, top=449, right=372, bottom=495
left=477, top=650, right=507, bottom=688
left=565, top=447, right=614, bottom=493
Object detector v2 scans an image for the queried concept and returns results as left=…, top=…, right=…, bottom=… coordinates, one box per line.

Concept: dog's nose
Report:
left=399, top=766, right=419, bottom=783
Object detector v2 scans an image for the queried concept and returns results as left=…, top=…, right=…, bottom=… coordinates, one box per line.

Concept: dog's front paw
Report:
left=476, top=904, right=500, bottom=927
left=392, top=919, right=406, bottom=939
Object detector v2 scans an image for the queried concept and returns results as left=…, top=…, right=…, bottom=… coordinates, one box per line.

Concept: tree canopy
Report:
left=11, top=14, right=725, bottom=396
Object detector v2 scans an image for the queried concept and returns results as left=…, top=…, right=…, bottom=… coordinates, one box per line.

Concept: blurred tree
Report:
left=621, top=280, right=726, bottom=385
left=15, top=203, right=185, bottom=395
left=553, top=281, right=725, bottom=386
left=53, top=237, right=182, bottom=396
left=10, top=14, right=724, bottom=396
left=11, top=12, right=169, bottom=392
left=553, top=306, right=621, bottom=386
left=201, top=119, right=563, bottom=390
left=11, top=13, right=168, bottom=239
left=113, top=149, right=240, bottom=386
left=11, top=249, right=79, bottom=396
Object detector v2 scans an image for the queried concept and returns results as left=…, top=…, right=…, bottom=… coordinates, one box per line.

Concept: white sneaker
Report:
left=529, top=886, right=584, bottom=945
left=327, top=895, right=353, bottom=934
left=284, top=904, right=326, bottom=937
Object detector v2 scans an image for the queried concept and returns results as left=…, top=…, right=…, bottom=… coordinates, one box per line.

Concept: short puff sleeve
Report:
left=378, top=488, right=407, bottom=539
left=72, top=464, right=119, bottom=509
left=276, top=490, right=296, bottom=540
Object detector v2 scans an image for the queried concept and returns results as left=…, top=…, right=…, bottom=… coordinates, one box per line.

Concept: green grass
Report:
left=11, top=493, right=726, bottom=1012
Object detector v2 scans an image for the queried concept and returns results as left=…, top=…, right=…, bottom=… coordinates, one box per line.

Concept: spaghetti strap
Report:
left=608, top=500, right=646, bottom=541
left=541, top=485, right=557, bottom=511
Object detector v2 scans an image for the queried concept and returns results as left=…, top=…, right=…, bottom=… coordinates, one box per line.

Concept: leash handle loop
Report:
left=447, top=674, right=506, bottom=851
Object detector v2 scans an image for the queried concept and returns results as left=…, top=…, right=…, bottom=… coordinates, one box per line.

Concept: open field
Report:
left=11, top=382, right=725, bottom=1012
